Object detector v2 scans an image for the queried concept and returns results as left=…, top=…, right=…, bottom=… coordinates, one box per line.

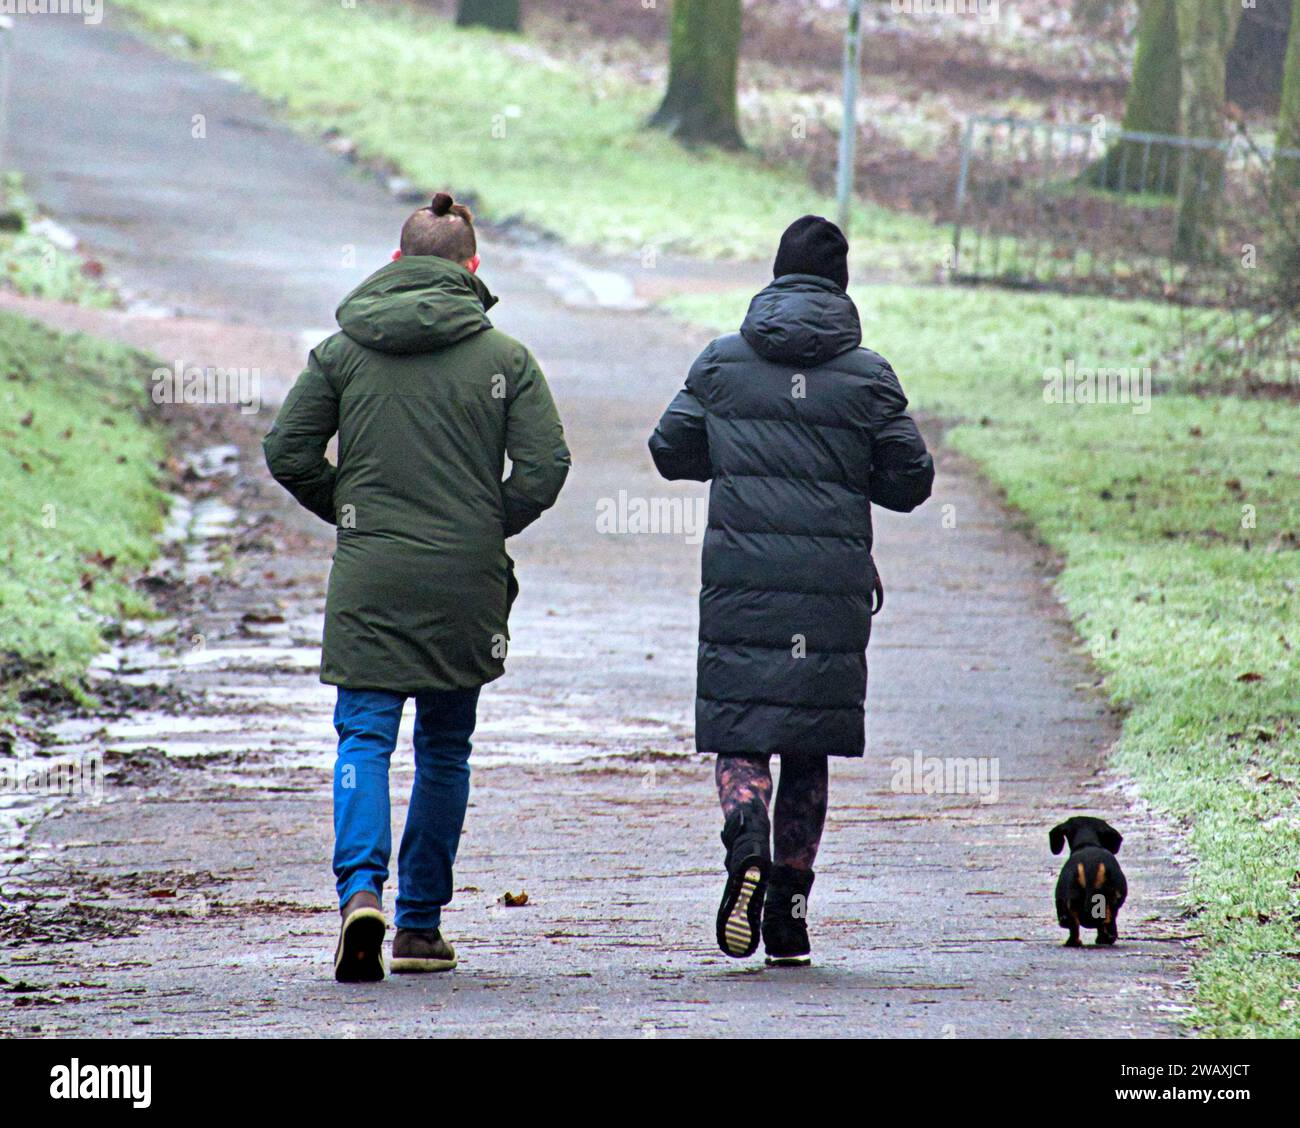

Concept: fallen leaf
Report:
left=241, top=611, right=285, bottom=625
left=500, top=890, right=529, bottom=907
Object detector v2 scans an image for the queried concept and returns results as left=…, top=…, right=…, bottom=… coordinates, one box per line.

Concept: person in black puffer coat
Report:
left=649, top=215, right=934, bottom=965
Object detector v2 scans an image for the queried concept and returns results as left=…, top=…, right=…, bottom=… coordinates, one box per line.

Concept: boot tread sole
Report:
left=334, top=907, right=387, bottom=983
left=718, top=863, right=767, bottom=958
left=391, top=945, right=457, bottom=974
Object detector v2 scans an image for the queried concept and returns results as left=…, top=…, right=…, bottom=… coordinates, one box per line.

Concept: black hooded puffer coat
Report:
left=649, top=274, right=934, bottom=758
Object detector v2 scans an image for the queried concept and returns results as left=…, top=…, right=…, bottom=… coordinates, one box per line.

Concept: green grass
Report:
left=0, top=313, right=166, bottom=711
left=670, top=283, right=1300, bottom=1036
left=1, top=175, right=116, bottom=308
left=113, top=0, right=942, bottom=273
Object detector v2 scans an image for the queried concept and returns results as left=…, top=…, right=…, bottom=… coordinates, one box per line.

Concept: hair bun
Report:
left=430, top=192, right=454, bottom=216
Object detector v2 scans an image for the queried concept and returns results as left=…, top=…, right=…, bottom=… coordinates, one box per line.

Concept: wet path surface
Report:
left=1, top=13, right=1190, bottom=1036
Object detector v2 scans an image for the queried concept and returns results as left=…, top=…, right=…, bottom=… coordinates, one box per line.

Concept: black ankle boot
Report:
left=762, top=864, right=814, bottom=966
left=715, top=799, right=771, bottom=958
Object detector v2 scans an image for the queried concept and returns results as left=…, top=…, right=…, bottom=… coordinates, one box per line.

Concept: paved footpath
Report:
left=0, top=12, right=1190, bottom=1037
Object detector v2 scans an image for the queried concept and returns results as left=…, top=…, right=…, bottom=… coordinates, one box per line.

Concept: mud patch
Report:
left=208, top=897, right=326, bottom=919
left=100, top=746, right=209, bottom=788
left=0, top=900, right=141, bottom=945
left=71, top=866, right=228, bottom=901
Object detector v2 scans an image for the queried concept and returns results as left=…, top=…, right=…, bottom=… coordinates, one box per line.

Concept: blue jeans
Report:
left=332, top=686, right=480, bottom=931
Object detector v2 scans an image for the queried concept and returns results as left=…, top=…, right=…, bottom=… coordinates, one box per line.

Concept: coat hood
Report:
left=739, top=274, right=862, bottom=368
left=336, top=255, right=498, bottom=355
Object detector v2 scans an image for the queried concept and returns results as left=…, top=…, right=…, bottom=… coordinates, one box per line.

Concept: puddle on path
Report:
left=3, top=444, right=690, bottom=865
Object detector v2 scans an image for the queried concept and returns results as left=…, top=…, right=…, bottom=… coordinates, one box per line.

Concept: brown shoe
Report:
left=391, top=927, right=457, bottom=973
left=334, top=890, right=386, bottom=983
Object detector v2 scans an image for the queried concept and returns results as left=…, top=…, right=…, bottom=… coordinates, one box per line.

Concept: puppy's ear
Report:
left=1097, top=820, right=1123, bottom=854
left=1049, top=822, right=1069, bottom=855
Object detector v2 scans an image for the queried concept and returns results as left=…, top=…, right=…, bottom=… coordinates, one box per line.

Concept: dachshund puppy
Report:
left=1049, top=816, right=1126, bottom=947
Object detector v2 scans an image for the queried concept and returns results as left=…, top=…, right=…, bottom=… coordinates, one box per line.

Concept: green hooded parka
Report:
left=264, top=255, right=570, bottom=692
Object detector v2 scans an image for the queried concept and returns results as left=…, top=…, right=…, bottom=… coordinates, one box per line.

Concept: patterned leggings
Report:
left=715, top=754, right=828, bottom=871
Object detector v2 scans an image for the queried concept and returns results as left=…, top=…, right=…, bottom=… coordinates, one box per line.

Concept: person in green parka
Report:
left=263, top=193, right=570, bottom=982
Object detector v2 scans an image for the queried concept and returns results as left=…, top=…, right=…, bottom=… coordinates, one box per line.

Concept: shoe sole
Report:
left=334, top=907, right=387, bottom=983
left=391, top=949, right=457, bottom=974
left=764, top=954, right=812, bottom=967
left=717, top=860, right=768, bottom=959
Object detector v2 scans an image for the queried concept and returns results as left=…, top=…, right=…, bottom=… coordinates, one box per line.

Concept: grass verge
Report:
left=0, top=313, right=166, bottom=712
left=1, top=174, right=115, bottom=308
left=669, top=283, right=1300, bottom=1036
left=112, top=0, right=943, bottom=273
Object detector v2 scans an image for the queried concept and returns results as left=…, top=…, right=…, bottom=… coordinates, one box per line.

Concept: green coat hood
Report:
left=335, top=255, right=499, bottom=355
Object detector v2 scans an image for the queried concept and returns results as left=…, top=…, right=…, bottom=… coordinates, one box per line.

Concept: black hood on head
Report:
left=739, top=274, right=862, bottom=368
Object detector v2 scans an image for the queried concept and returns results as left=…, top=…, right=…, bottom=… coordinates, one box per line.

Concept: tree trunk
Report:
left=455, top=0, right=520, bottom=32
left=1173, top=0, right=1244, bottom=261
left=1226, top=0, right=1292, bottom=111
left=648, top=0, right=744, bottom=150
left=1275, top=0, right=1300, bottom=193
left=1088, top=0, right=1183, bottom=193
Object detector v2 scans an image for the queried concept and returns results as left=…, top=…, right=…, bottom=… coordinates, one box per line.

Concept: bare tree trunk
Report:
left=1276, top=0, right=1300, bottom=193
left=1173, top=0, right=1244, bottom=260
left=1226, top=0, right=1292, bottom=110
left=1089, top=0, right=1183, bottom=193
left=648, top=0, right=744, bottom=150
left=455, top=0, right=520, bottom=32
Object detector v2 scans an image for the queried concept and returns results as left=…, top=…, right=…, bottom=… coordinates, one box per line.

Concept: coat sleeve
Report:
left=867, top=363, right=935, bottom=513
left=502, top=349, right=571, bottom=538
left=648, top=343, right=713, bottom=482
left=262, top=350, right=340, bottom=525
